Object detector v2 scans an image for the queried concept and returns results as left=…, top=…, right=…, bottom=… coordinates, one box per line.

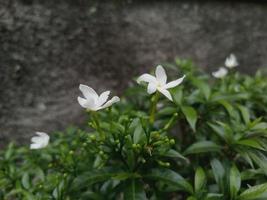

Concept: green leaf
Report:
left=158, top=107, right=177, bottom=116
left=205, top=193, right=223, bottom=200
left=133, top=123, right=145, bottom=144
left=194, top=167, right=206, bottom=193
left=218, top=100, right=234, bottom=117
left=208, top=122, right=233, bottom=144
left=182, top=106, right=198, bottom=132
left=238, top=183, right=267, bottom=200
left=21, top=172, right=30, bottom=190
left=230, top=165, right=241, bottom=199
left=172, top=87, right=183, bottom=105
left=145, top=168, right=193, bottom=194
left=247, top=151, right=267, bottom=175
left=160, top=149, right=188, bottom=162
left=124, top=179, right=147, bottom=200
left=184, top=141, right=221, bottom=155
left=236, top=139, right=265, bottom=151
left=210, top=159, right=225, bottom=192
left=237, top=104, right=250, bottom=125
left=251, top=122, right=267, bottom=131
left=192, top=78, right=211, bottom=100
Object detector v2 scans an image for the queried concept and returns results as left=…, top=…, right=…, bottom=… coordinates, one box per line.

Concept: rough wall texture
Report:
left=1, top=0, right=267, bottom=147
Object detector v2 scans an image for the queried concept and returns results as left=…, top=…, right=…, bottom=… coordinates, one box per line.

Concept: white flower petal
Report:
left=158, top=88, right=173, bottom=101
left=30, top=143, right=42, bottom=149
left=100, top=96, right=120, bottom=110
left=79, top=84, right=98, bottom=100
left=147, top=83, right=157, bottom=94
left=30, top=132, right=49, bottom=150
left=163, top=75, right=186, bottom=89
left=137, top=74, right=157, bottom=84
left=97, top=91, right=110, bottom=106
left=212, top=67, right=228, bottom=78
left=225, top=54, right=238, bottom=68
left=155, top=65, right=167, bottom=85
left=78, top=96, right=96, bottom=109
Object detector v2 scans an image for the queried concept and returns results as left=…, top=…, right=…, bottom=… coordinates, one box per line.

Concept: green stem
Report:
left=149, top=92, right=160, bottom=125
left=91, top=111, right=105, bottom=139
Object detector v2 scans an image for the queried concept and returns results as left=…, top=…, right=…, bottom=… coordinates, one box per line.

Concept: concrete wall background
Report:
left=1, top=0, right=267, bottom=147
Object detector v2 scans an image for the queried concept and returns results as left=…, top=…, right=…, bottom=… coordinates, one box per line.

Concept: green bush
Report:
left=1, top=56, right=267, bottom=200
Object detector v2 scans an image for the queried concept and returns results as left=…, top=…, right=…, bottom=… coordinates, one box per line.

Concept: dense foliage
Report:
left=1, top=58, right=267, bottom=200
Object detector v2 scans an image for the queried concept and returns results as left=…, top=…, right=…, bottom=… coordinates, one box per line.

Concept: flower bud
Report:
left=90, top=135, right=96, bottom=140
left=169, top=139, right=175, bottom=145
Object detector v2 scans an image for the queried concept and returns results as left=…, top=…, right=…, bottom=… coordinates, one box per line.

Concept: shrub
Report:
left=1, top=56, right=267, bottom=200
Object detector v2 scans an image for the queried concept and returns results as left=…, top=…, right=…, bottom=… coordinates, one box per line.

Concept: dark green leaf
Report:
left=124, top=179, right=147, bottom=200
left=184, top=141, right=221, bottom=155
left=145, top=168, right=193, bottom=194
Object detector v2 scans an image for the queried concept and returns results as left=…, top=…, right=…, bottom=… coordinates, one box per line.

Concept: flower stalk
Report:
left=149, top=92, right=160, bottom=125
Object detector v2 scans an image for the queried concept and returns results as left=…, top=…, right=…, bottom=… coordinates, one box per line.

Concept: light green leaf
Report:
left=195, top=167, right=206, bottom=193
left=238, top=183, right=267, bottom=200
left=133, top=123, right=145, bottom=144
left=22, top=172, right=30, bottom=190
left=236, top=139, right=265, bottom=151
left=237, top=104, right=250, bottom=125
left=182, top=106, right=198, bottom=132
left=230, top=165, right=241, bottom=199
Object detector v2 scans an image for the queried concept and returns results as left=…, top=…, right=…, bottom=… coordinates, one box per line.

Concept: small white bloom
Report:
left=225, top=54, right=238, bottom=68
left=137, top=65, right=185, bottom=101
left=77, top=84, right=120, bottom=111
left=30, top=132, right=49, bottom=149
left=212, top=67, right=228, bottom=78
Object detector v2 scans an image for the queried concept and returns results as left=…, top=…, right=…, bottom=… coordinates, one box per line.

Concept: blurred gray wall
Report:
left=1, top=0, right=267, bottom=147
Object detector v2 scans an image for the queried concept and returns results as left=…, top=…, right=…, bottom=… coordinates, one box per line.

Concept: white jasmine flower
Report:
left=77, top=84, right=120, bottom=111
left=30, top=132, right=49, bottom=149
left=212, top=67, right=228, bottom=78
left=225, top=54, right=238, bottom=68
left=137, top=65, right=185, bottom=101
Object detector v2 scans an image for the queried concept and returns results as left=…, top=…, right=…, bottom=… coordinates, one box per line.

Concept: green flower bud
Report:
left=99, top=150, right=104, bottom=155
left=169, top=139, right=175, bottom=145
left=90, top=135, right=96, bottom=140
left=69, top=150, right=74, bottom=155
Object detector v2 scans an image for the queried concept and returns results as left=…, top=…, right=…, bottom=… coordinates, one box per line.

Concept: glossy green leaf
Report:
left=230, top=165, right=241, bottom=199
left=194, top=167, right=206, bottom=193
left=182, top=106, right=198, bottom=132
left=237, top=104, right=250, bottom=125
left=210, top=159, right=225, bottom=192
left=184, top=141, right=221, bottom=155
left=238, top=183, right=267, bottom=200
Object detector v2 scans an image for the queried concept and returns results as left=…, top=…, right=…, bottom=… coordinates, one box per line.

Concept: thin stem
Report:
left=91, top=111, right=105, bottom=139
left=149, top=92, right=160, bottom=125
